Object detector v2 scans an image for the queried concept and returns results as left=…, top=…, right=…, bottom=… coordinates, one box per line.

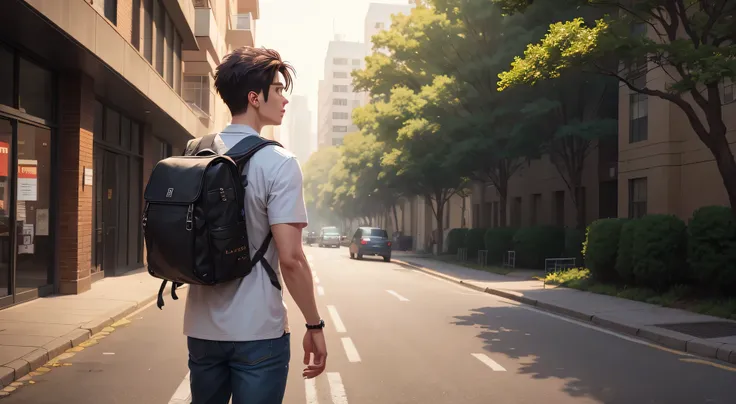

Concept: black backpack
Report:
left=142, top=133, right=283, bottom=309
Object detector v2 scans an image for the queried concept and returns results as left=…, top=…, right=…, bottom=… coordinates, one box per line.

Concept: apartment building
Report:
left=184, top=0, right=259, bottom=134
left=285, top=95, right=313, bottom=164
left=0, top=0, right=258, bottom=309
left=317, top=38, right=366, bottom=148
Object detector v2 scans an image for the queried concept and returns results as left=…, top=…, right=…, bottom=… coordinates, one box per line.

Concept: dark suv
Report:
left=349, top=227, right=392, bottom=262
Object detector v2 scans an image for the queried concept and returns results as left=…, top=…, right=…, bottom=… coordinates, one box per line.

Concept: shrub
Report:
left=688, top=206, right=736, bottom=295
left=565, top=227, right=586, bottom=263
left=513, top=226, right=565, bottom=269
left=585, top=218, right=627, bottom=282
left=631, top=214, right=689, bottom=291
left=465, top=228, right=487, bottom=258
left=484, top=227, right=517, bottom=265
left=616, top=220, right=637, bottom=283
left=447, top=228, right=468, bottom=255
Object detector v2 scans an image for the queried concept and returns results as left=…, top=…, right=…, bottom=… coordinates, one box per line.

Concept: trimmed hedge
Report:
left=688, top=206, right=736, bottom=295
left=631, top=214, right=689, bottom=291
left=585, top=218, right=627, bottom=282
left=465, top=228, right=488, bottom=258
left=484, top=227, right=517, bottom=265
left=616, top=220, right=636, bottom=283
left=447, top=228, right=469, bottom=255
left=513, top=226, right=566, bottom=269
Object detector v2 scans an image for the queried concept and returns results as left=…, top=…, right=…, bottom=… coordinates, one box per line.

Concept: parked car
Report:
left=305, top=231, right=317, bottom=246
left=318, top=227, right=341, bottom=248
left=349, top=227, right=392, bottom=262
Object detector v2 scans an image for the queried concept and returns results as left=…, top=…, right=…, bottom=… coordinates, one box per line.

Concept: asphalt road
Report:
left=3, top=246, right=734, bottom=403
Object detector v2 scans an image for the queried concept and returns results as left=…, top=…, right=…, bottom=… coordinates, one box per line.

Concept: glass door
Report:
left=15, top=123, right=52, bottom=294
left=0, top=119, right=11, bottom=299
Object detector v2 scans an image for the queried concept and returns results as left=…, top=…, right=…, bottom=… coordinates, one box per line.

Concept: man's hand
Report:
left=302, top=329, right=327, bottom=378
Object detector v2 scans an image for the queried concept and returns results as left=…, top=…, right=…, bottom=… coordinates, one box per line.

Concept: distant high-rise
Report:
left=317, top=39, right=366, bottom=148
left=285, top=95, right=313, bottom=164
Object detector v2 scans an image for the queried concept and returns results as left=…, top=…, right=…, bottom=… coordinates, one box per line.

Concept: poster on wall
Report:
left=19, top=224, right=34, bottom=254
left=36, top=209, right=49, bottom=236
left=18, top=160, right=37, bottom=201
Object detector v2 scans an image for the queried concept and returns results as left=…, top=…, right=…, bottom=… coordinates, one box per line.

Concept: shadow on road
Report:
left=451, top=306, right=733, bottom=404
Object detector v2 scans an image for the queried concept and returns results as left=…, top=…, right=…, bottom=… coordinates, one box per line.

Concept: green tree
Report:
left=302, top=146, right=342, bottom=228
left=497, top=0, right=736, bottom=212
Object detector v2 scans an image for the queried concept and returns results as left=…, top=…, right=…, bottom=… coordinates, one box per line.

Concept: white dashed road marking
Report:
left=168, top=372, right=191, bottom=404
left=328, top=372, right=349, bottom=404
left=341, top=337, right=361, bottom=362
left=386, top=290, right=409, bottom=302
left=305, top=378, right=319, bottom=404
left=317, top=286, right=325, bottom=296
left=471, top=353, right=506, bottom=371
left=327, top=305, right=347, bottom=333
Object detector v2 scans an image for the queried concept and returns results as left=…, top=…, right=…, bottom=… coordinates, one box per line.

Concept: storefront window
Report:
left=0, top=47, right=13, bottom=108
left=18, top=58, right=53, bottom=121
left=0, top=119, right=11, bottom=298
left=15, top=123, right=51, bottom=292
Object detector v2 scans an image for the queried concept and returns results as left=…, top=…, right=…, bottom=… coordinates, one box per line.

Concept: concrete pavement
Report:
left=393, top=254, right=736, bottom=364
left=0, top=246, right=733, bottom=402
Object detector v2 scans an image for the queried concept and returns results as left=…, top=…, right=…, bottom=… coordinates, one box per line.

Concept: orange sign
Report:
left=0, top=142, right=8, bottom=177
left=18, top=164, right=37, bottom=179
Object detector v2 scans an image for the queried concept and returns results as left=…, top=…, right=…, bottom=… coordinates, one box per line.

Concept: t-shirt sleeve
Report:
left=267, top=157, right=309, bottom=227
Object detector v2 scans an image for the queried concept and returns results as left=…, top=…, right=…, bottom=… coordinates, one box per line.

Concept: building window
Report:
left=0, top=46, right=12, bottom=107
left=18, top=58, right=54, bottom=121
left=531, top=193, right=541, bottom=225
left=375, top=22, right=385, bottom=29
left=333, top=85, right=348, bottom=92
left=629, top=93, right=648, bottom=143
left=511, top=197, right=522, bottom=227
left=183, top=75, right=212, bottom=117
left=165, top=16, right=174, bottom=86
left=143, top=0, right=153, bottom=63
left=352, top=59, right=361, bottom=66
left=723, top=78, right=734, bottom=104
left=332, top=137, right=344, bottom=146
left=93, top=0, right=118, bottom=25
left=333, top=58, right=348, bottom=65
left=333, top=98, right=348, bottom=106
left=333, top=71, right=348, bottom=79
left=554, top=190, right=565, bottom=226
left=174, top=33, right=182, bottom=94
left=332, top=112, right=349, bottom=119
left=333, top=126, right=348, bottom=133
left=154, top=0, right=165, bottom=76
left=628, top=178, right=647, bottom=218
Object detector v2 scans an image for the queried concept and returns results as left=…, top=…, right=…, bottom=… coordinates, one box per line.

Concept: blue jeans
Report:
left=188, top=333, right=291, bottom=404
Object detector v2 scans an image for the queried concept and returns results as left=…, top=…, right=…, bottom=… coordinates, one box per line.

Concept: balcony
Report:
left=187, top=3, right=228, bottom=70
left=226, top=13, right=255, bottom=48
left=237, top=0, right=260, bottom=19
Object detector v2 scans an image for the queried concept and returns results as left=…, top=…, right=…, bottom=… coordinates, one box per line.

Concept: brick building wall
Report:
left=58, top=73, right=96, bottom=294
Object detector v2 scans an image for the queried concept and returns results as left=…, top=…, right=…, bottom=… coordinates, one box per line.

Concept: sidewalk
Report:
left=0, top=269, right=167, bottom=388
left=393, top=253, right=736, bottom=365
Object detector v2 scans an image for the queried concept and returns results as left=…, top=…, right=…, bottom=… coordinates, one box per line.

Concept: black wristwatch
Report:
left=306, top=319, right=325, bottom=330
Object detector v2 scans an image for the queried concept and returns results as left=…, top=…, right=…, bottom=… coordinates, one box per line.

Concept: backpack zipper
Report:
left=185, top=204, right=194, bottom=231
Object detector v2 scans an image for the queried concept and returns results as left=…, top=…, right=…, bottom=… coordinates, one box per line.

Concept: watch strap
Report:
left=306, top=319, right=325, bottom=330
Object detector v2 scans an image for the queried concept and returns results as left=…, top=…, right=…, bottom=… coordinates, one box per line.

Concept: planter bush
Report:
left=484, top=227, right=517, bottom=265
left=465, top=228, right=487, bottom=258
left=616, top=220, right=637, bottom=283
left=585, top=218, right=627, bottom=282
left=688, top=206, right=736, bottom=295
left=513, top=226, right=565, bottom=269
left=631, top=214, right=689, bottom=291
left=447, top=228, right=469, bottom=255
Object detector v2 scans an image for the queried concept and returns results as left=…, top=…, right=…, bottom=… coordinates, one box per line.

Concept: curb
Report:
left=394, top=258, right=736, bottom=366
left=0, top=284, right=174, bottom=388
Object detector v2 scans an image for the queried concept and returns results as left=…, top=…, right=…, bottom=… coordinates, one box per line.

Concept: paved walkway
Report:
left=0, top=269, right=166, bottom=387
left=392, top=253, right=736, bottom=365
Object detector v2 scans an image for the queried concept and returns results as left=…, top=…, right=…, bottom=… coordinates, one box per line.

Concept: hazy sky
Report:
left=256, top=0, right=411, bottom=136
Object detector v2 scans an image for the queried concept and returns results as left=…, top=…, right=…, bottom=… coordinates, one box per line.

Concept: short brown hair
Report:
left=214, top=47, right=295, bottom=115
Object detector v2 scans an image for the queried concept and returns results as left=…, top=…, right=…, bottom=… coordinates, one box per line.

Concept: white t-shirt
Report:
left=183, top=124, right=308, bottom=341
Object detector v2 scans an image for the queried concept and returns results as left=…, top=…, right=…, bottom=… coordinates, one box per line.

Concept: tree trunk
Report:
left=392, top=204, right=400, bottom=235
left=498, top=183, right=508, bottom=228
left=460, top=194, right=467, bottom=228
left=435, top=202, right=444, bottom=255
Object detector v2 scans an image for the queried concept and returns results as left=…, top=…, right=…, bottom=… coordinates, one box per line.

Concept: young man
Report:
left=183, top=47, right=327, bottom=404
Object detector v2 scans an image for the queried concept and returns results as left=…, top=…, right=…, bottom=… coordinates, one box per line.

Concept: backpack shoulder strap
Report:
left=225, top=136, right=282, bottom=166
left=183, top=133, right=218, bottom=156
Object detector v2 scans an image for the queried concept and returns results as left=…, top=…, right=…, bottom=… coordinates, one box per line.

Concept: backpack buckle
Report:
left=185, top=204, right=194, bottom=231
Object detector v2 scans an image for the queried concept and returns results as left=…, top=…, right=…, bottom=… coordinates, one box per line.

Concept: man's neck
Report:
left=230, top=113, right=263, bottom=134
